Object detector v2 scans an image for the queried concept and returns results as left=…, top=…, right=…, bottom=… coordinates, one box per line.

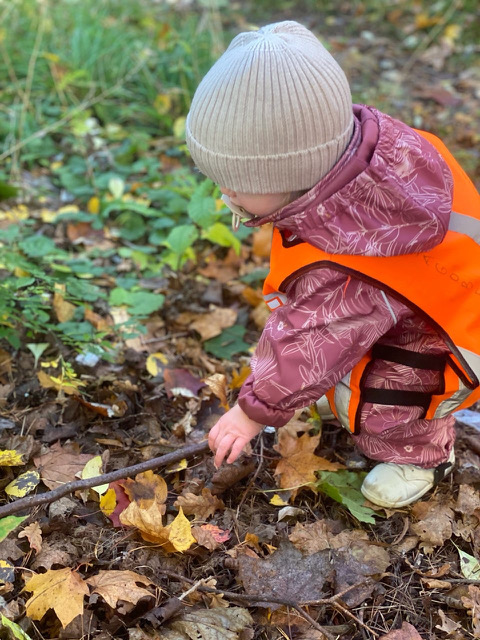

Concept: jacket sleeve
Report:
left=237, top=267, right=409, bottom=427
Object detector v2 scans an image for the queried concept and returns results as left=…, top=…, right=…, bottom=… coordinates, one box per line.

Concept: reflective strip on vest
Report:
left=263, top=292, right=287, bottom=310
left=449, top=211, right=480, bottom=245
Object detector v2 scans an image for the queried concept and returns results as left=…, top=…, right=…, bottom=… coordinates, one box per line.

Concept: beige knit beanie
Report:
left=186, top=20, right=353, bottom=194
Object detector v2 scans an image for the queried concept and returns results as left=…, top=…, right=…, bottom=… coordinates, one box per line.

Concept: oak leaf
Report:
left=174, top=488, right=225, bottom=520
left=18, top=522, right=42, bottom=554
left=24, top=567, right=89, bottom=628
left=86, top=570, right=153, bottom=609
left=274, top=430, right=343, bottom=495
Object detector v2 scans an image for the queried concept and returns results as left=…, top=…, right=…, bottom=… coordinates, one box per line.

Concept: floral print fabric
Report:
left=238, top=105, right=455, bottom=467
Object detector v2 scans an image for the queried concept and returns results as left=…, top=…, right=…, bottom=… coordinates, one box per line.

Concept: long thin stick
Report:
left=0, top=441, right=209, bottom=518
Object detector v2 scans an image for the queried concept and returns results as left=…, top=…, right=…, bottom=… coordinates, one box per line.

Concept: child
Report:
left=185, top=21, right=480, bottom=508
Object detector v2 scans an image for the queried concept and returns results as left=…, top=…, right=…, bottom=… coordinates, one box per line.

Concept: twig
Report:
left=0, top=441, right=209, bottom=518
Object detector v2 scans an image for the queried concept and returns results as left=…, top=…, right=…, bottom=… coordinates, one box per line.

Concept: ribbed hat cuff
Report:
left=187, top=115, right=354, bottom=193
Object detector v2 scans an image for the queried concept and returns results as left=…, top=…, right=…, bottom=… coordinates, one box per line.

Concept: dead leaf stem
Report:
left=0, top=441, right=209, bottom=518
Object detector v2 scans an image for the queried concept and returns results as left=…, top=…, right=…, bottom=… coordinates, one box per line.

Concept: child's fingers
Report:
left=214, top=433, right=236, bottom=468
left=208, top=422, right=220, bottom=450
left=226, top=437, right=247, bottom=464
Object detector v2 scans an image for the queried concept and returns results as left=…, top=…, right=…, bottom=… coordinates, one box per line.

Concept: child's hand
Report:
left=208, top=404, right=264, bottom=468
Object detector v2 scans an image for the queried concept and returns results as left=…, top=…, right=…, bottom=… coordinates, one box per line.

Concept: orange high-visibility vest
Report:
left=263, top=130, right=480, bottom=432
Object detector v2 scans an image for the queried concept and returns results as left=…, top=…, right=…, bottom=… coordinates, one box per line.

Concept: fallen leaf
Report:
left=411, top=498, right=455, bottom=550
left=53, top=291, right=76, bottom=323
left=157, top=606, right=253, bottom=640
left=24, top=567, right=89, bottom=628
left=5, top=470, right=40, bottom=498
left=378, top=622, right=423, bottom=639
left=435, top=609, right=462, bottom=634
left=100, top=488, right=117, bottom=517
left=163, top=368, right=206, bottom=399
left=274, top=430, right=343, bottom=495
left=174, top=488, right=225, bottom=520
left=192, top=525, right=230, bottom=551
left=0, top=560, right=15, bottom=584
left=461, top=585, right=480, bottom=637
left=190, top=308, right=237, bottom=341
left=0, top=613, right=34, bottom=640
left=237, top=540, right=333, bottom=609
left=18, top=522, right=42, bottom=554
left=167, top=508, right=196, bottom=552
left=106, top=481, right=130, bottom=527
left=122, top=470, right=167, bottom=510
left=204, top=373, right=229, bottom=410
left=119, top=500, right=167, bottom=544
left=0, top=515, right=28, bottom=542
left=0, top=449, right=24, bottom=466
left=37, top=370, right=85, bottom=395
left=86, top=570, right=153, bottom=609
left=80, top=455, right=109, bottom=495
left=146, top=352, right=169, bottom=377
left=34, top=442, right=93, bottom=490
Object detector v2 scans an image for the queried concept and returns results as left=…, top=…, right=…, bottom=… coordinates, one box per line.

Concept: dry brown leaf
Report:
left=18, top=522, right=42, bottom=554
left=462, top=584, right=480, bottom=637
left=24, top=567, right=89, bottom=628
left=119, top=501, right=169, bottom=545
left=252, top=224, right=272, bottom=258
left=289, top=520, right=368, bottom=555
left=274, top=429, right=343, bottom=495
left=411, top=498, right=455, bottom=551
left=191, top=524, right=230, bottom=551
left=53, top=291, right=76, bottom=323
left=190, top=307, right=237, bottom=341
left=33, top=442, right=94, bottom=490
left=422, top=578, right=451, bottom=589
left=378, top=622, right=423, bottom=639
left=86, top=570, right=154, bottom=609
left=174, top=488, right=225, bottom=520
left=435, top=609, right=463, bottom=634
left=203, top=373, right=229, bottom=410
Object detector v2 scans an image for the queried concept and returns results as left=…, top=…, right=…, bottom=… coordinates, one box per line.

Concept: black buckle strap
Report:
left=371, top=344, right=446, bottom=372
left=433, top=460, right=454, bottom=485
left=362, top=387, right=432, bottom=411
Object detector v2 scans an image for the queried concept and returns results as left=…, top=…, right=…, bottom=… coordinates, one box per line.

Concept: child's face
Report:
left=220, top=187, right=290, bottom=218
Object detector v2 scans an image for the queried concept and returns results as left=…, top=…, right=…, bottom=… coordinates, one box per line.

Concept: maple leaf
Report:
left=24, top=567, right=89, bottom=628
left=86, top=570, right=153, bottom=609
left=274, top=430, right=343, bottom=495
left=174, top=488, right=225, bottom=520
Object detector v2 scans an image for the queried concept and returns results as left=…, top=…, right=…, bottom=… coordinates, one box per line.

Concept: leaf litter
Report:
left=1, top=4, right=480, bottom=640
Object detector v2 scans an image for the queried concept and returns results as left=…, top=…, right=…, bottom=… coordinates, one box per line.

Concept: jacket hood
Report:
left=245, top=105, right=454, bottom=256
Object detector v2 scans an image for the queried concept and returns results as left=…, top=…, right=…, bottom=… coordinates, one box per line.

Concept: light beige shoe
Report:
left=361, top=450, right=455, bottom=508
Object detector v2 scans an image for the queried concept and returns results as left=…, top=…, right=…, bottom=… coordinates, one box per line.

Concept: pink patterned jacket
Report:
left=237, top=105, right=456, bottom=467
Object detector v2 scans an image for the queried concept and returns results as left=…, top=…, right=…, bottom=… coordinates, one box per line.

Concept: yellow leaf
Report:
left=37, top=370, right=84, bottom=395
left=86, top=570, right=153, bottom=609
left=57, top=205, right=79, bottom=214
left=0, top=450, right=24, bottom=467
left=173, top=116, right=186, bottom=139
left=53, top=291, right=76, bottom=323
left=165, top=458, right=188, bottom=474
left=0, top=560, right=15, bottom=584
left=5, top=470, right=40, bottom=497
left=81, top=456, right=108, bottom=495
left=122, top=470, right=167, bottom=509
left=18, top=522, right=42, bottom=554
left=24, top=568, right=89, bottom=628
left=87, top=196, right=100, bottom=214
left=230, top=366, right=251, bottom=389
left=274, top=430, right=344, bottom=497
left=444, top=24, right=461, bottom=44
left=167, top=507, right=195, bottom=552
left=154, top=93, right=172, bottom=115
left=146, top=352, right=169, bottom=377
left=14, top=267, right=30, bottom=278
left=269, top=494, right=289, bottom=507
left=100, top=488, right=117, bottom=516
left=40, top=208, right=57, bottom=223
left=119, top=500, right=169, bottom=544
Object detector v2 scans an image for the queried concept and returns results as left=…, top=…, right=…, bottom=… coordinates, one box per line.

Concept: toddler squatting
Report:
left=185, top=21, right=480, bottom=508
